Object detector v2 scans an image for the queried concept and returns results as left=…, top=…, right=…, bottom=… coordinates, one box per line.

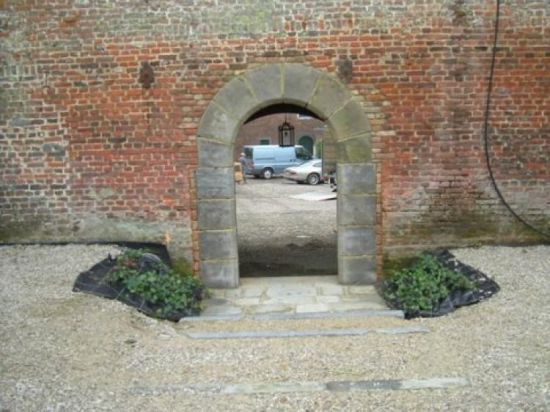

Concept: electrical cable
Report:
left=482, top=0, right=550, bottom=239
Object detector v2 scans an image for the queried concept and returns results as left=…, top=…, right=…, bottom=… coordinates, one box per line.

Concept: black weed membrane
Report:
left=72, top=243, right=201, bottom=322
left=380, top=250, right=500, bottom=319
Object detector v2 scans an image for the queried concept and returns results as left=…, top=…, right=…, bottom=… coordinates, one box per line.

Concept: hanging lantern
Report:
left=278, top=120, right=295, bottom=147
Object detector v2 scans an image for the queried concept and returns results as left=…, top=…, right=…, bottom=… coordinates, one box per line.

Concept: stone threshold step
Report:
left=180, top=309, right=404, bottom=322
left=184, top=325, right=429, bottom=340
left=130, top=377, right=468, bottom=396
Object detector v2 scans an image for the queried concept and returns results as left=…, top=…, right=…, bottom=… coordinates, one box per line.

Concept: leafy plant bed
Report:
left=73, top=244, right=206, bottom=322
left=379, top=250, right=500, bottom=319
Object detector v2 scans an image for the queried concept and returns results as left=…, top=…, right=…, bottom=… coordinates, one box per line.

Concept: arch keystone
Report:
left=283, top=64, right=321, bottom=107
left=244, top=64, right=283, bottom=106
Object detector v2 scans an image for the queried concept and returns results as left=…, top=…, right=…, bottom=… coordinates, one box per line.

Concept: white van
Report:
left=243, top=145, right=312, bottom=179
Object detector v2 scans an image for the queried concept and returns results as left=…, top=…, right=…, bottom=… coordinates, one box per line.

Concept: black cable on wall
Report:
left=483, top=0, right=550, bottom=239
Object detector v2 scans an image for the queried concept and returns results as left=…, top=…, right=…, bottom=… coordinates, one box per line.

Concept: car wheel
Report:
left=307, top=173, right=320, bottom=185
left=262, top=168, right=274, bottom=179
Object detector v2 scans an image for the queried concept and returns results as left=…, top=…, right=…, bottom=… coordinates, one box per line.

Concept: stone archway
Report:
left=196, top=64, right=376, bottom=288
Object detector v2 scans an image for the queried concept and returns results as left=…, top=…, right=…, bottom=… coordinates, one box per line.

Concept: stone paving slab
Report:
left=204, top=275, right=393, bottom=317
left=180, top=309, right=404, bottom=322
left=184, top=326, right=429, bottom=339
left=129, top=377, right=468, bottom=396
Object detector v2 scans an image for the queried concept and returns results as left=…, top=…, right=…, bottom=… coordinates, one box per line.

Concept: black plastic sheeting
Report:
left=380, top=250, right=500, bottom=319
left=72, top=243, right=199, bottom=322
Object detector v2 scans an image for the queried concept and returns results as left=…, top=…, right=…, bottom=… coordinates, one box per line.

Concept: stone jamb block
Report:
left=337, top=133, right=372, bottom=164
left=308, top=73, right=353, bottom=118
left=196, top=167, right=235, bottom=199
left=338, top=255, right=377, bottom=285
left=213, top=76, right=259, bottom=123
left=199, top=229, right=238, bottom=260
left=198, top=139, right=233, bottom=168
left=197, top=102, right=238, bottom=144
left=244, top=64, right=283, bottom=106
left=337, top=194, right=377, bottom=226
left=283, top=64, right=321, bottom=108
left=200, top=259, right=239, bottom=289
left=338, top=226, right=376, bottom=256
left=328, top=99, right=371, bottom=140
left=198, top=199, right=236, bottom=231
left=337, top=163, right=376, bottom=195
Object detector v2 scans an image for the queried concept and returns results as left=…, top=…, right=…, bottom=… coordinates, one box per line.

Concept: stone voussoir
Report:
left=244, top=64, right=283, bottom=106
left=197, top=102, right=238, bottom=144
left=282, top=63, right=322, bottom=108
left=212, top=76, right=259, bottom=122
left=308, top=72, right=353, bottom=118
left=328, top=99, right=371, bottom=140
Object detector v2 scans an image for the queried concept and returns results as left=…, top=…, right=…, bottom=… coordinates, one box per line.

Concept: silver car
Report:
left=283, top=159, right=323, bottom=185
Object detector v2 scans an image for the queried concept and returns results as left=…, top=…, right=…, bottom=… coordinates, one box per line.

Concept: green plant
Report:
left=382, top=254, right=475, bottom=314
left=108, top=249, right=205, bottom=318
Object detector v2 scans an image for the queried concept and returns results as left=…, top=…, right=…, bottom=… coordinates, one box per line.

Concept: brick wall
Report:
left=0, top=0, right=548, bottom=270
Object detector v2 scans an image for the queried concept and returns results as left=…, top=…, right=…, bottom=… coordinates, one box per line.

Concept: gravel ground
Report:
left=0, top=244, right=549, bottom=411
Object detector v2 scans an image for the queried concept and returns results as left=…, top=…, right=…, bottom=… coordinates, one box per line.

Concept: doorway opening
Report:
left=196, top=63, right=376, bottom=288
left=235, top=108, right=336, bottom=277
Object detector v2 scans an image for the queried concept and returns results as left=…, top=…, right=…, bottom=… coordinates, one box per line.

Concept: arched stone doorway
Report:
left=196, top=64, right=376, bottom=288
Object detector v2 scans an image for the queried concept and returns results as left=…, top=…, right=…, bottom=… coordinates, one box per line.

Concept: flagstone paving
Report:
left=200, top=275, right=396, bottom=319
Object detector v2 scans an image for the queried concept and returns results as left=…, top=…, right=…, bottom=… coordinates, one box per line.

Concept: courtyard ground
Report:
left=0, top=243, right=548, bottom=411
left=236, top=177, right=337, bottom=277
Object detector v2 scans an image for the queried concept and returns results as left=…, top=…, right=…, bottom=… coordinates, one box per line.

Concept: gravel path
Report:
left=0, top=244, right=548, bottom=411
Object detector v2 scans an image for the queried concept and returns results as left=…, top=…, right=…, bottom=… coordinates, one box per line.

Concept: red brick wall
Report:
left=0, top=1, right=548, bottom=269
